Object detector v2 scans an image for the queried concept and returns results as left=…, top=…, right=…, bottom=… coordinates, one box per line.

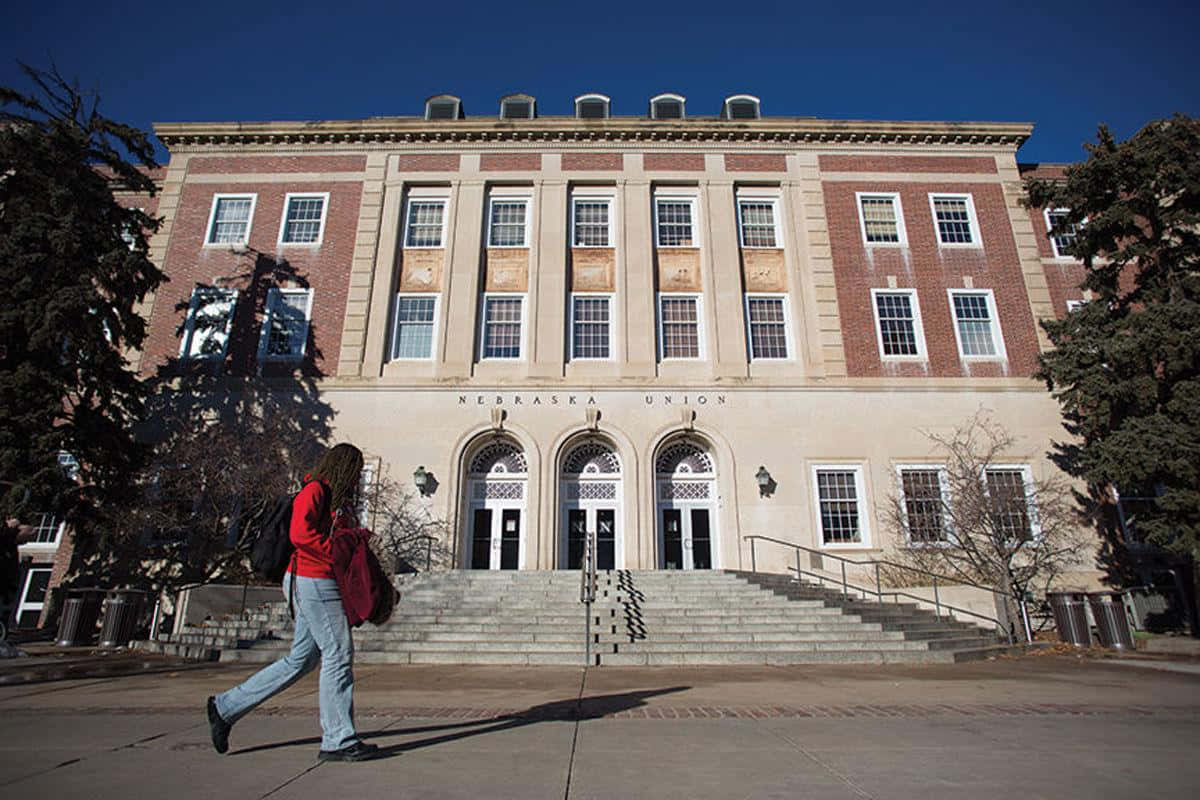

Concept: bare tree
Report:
left=359, top=472, right=452, bottom=578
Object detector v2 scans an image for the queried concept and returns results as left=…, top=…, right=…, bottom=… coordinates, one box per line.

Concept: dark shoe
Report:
left=206, top=696, right=231, bottom=754
left=317, top=741, right=381, bottom=762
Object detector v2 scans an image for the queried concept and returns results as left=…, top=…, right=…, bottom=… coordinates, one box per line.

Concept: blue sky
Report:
left=2, top=0, right=1195, bottom=164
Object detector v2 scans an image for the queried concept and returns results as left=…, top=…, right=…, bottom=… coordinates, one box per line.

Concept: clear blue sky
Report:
left=2, top=0, right=1195, bottom=164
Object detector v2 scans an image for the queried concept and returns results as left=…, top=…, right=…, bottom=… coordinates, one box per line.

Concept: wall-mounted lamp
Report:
left=755, top=466, right=776, bottom=498
left=413, top=465, right=431, bottom=496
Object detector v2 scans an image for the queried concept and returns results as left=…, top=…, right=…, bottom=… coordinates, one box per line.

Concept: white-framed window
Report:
left=1066, top=299, right=1085, bottom=314
left=870, top=289, right=927, bottom=360
left=928, top=194, right=981, bottom=247
left=1045, top=208, right=1079, bottom=259
left=403, top=199, right=448, bottom=248
left=649, top=93, right=686, bottom=120
left=180, top=287, right=238, bottom=361
left=257, top=288, right=313, bottom=364
left=391, top=294, right=439, bottom=360
left=479, top=294, right=525, bottom=360
left=657, top=294, right=704, bottom=360
left=205, top=194, right=256, bottom=246
left=737, top=198, right=781, bottom=248
left=897, top=466, right=951, bottom=545
left=278, top=193, right=329, bottom=245
left=812, top=465, right=869, bottom=547
left=499, top=94, right=536, bottom=120
left=575, top=93, right=611, bottom=119
left=15, top=567, right=52, bottom=628
left=723, top=94, right=761, bottom=120
left=744, top=294, right=790, bottom=360
left=654, top=196, right=698, bottom=247
left=985, top=465, right=1038, bottom=542
left=487, top=197, right=530, bottom=247
left=856, top=192, right=906, bottom=247
left=58, top=451, right=80, bottom=481
left=571, top=197, right=612, bottom=247
left=948, top=289, right=1006, bottom=360
left=570, top=293, right=613, bottom=360
left=425, top=94, right=462, bottom=120
left=30, top=513, right=65, bottom=545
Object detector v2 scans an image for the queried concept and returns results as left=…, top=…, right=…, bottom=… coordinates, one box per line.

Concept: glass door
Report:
left=659, top=507, right=713, bottom=569
left=470, top=508, right=492, bottom=569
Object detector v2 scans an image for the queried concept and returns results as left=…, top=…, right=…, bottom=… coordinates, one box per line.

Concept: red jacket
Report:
left=288, top=480, right=336, bottom=579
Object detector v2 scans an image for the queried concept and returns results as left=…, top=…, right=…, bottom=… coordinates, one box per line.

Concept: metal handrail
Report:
left=743, top=534, right=1017, bottom=643
left=579, top=530, right=597, bottom=665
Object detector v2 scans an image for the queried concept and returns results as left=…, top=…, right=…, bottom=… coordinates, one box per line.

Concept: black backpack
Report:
left=246, top=494, right=298, bottom=582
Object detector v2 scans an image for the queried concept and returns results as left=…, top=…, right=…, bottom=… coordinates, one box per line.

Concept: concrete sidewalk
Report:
left=1, top=656, right=1197, bottom=799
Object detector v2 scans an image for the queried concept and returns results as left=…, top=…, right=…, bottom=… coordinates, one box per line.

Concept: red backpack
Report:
left=331, top=529, right=398, bottom=627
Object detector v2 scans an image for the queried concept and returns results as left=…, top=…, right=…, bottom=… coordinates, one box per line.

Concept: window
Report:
left=575, top=93, right=611, bottom=119
left=654, top=197, right=696, bottom=247
left=16, top=567, right=52, bottom=628
left=391, top=295, right=438, bottom=360
left=180, top=288, right=238, bottom=361
left=813, top=466, right=867, bottom=546
left=499, top=94, right=536, bottom=119
left=404, top=200, right=447, bottom=248
left=737, top=199, right=779, bottom=248
left=279, top=194, right=328, bottom=245
left=1045, top=209, right=1079, bottom=259
left=570, top=294, right=612, bottom=359
left=487, top=198, right=529, bottom=247
left=986, top=467, right=1036, bottom=541
left=572, top=198, right=612, bottom=247
left=480, top=295, right=524, bottom=359
left=31, top=513, right=64, bottom=545
left=658, top=295, right=702, bottom=360
left=425, top=94, right=463, bottom=120
left=929, top=194, right=980, bottom=246
left=58, top=451, right=80, bottom=481
left=856, top=193, right=906, bottom=246
left=650, top=93, right=686, bottom=120
left=745, top=295, right=789, bottom=359
left=898, top=467, right=949, bottom=545
left=258, top=288, right=313, bottom=363
left=723, top=94, right=761, bottom=120
left=949, top=290, right=1005, bottom=359
left=205, top=195, right=256, bottom=245
left=871, top=289, right=927, bottom=359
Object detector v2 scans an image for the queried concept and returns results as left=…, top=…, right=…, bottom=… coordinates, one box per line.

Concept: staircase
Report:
left=136, top=570, right=1004, bottom=666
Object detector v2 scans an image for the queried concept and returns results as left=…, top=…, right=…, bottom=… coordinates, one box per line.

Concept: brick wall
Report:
left=395, top=154, right=461, bottom=172
left=481, top=153, right=541, bottom=171
left=189, top=155, right=367, bottom=173
left=643, top=153, right=704, bottom=171
left=819, top=155, right=997, bottom=174
left=562, top=152, right=623, bottom=171
left=724, top=153, right=786, bottom=172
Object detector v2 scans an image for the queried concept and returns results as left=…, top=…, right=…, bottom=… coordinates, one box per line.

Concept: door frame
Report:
left=560, top=502, right=621, bottom=569
left=655, top=479, right=719, bottom=570
left=465, top=490, right=526, bottom=570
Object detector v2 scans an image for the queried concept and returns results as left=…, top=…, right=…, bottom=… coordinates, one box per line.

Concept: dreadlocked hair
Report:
left=311, top=443, right=364, bottom=511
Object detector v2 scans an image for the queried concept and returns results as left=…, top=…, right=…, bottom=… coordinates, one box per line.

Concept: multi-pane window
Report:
left=571, top=295, right=611, bottom=359
left=207, top=195, right=255, bottom=245
left=745, top=295, right=788, bottom=359
left=655, top=199, right=695, bottom=247
left=280, top=195, right=327, bottom=244
left=391, top=296, right=438, bottom=359
left=572, top=199, right=611, bottom=247
left=405, top=200, right=446, bottom=248
left=1045, top=209, right=1079, bottom=258
left=16, top=567, right=51, bottom=628
left=986, top=467, right=1034, bottom=541
left=180, top=288, right=238, bottom=361
left=872, top=290, right=925, bottom=358
left=488, top=199, right=529, bottom=247
left=900, top=468, right=949, bottom=544
left=930, top=195, right=978, bottom=245
left=815, top=468, right=865, bottom=545
left=658, top=295, right=702, bottom=359
left=32, top=513, right=63, bottom=544
left=259, top=288, right=312, bottom=362
left=858, top=194, right=904, bottom=245
left=950, top=291, right=1004, bottom=358
left=481, top=295, right=524, bottom=359
left=738, top=200, right=778, bottom=248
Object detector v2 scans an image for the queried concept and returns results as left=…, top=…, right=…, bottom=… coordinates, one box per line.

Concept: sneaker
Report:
left=317, top=741, right=381, bottom=762
left=206, top=696, right=231, bottom=754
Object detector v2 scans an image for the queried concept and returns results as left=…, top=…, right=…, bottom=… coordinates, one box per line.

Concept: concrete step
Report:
left=596, top=650, right=955, bottom=666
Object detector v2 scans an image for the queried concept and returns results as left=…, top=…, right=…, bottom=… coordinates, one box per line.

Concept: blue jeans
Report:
left=214, top=575, right=358, bottom=751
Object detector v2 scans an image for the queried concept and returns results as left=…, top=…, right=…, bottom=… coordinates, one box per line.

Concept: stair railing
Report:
left=743, top=534, right=1017, bottom=643
left=579, top=529, right=597, bottom=665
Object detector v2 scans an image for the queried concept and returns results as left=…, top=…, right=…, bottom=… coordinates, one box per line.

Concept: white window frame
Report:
left=390, top=293, right=440, bottom=361
left=574, top=93, right=611, bottom=119
left=204, top=194, right=257, bottom=247
left=179, top=287, right=238, bottom=362
left=743, top=293, right=792, bottom=361
left=811, top=464, right=871, bottom=549
left=1044, top=208, right=1079, bottom=260
left=402, top=197, right=449, bottom=249
left=656, top=293, right=705, bottom=361
left=23, top=513, right=64, bottom=549
left=947, top=289, right=1007, bottom=361
left=569, top=292, right=615, bottom=361
left=736, top=196, right=782, bottom=249
left=499, top=94, right=536, bottom=120
left=723, top=93, right=761, bottom=120
left=277, top=192, right=329, bottom=247
left=15, top=566, right=53, bottom=626
left=653, top=195, right=700, bottom=248
left=869, top=288, right=928, bottom=361
left=1066, top=299, right=1085, bottom=314
left=649, top=92, right=687, bottom=120
left=570, top=195, right=614, bottom=248
left=478, top=293, right=527, bottom=361
left=486, top=195, right=531, bottom=248
left=895, top=464, right=953, bottom=547
left=855, top=192, right=907, bottom=248
left=257, top=287, right=314, bottom=364
left=984, top=464, right=1041, bottom=542
left=928, top=193, right=982, bottom=248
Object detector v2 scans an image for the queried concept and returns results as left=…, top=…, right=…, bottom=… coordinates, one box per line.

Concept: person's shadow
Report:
left=230, top=686, right=690, bottom=761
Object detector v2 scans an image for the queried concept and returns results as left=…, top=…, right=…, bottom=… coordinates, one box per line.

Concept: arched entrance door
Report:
left=464, top=440, right=527, bottom=570
left=655, top=438, right=717, bottom=570
left=560, top=440, right=622, bottom=570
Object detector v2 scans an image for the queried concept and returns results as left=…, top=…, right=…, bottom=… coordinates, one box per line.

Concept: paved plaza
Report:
left=0, top=654, right=1198, bottom=799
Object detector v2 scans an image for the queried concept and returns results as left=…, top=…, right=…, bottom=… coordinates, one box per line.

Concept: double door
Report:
left=660, top=507, right=713, bottom=570
left=469, top=506, right=521, bottom=570
left=564, top=507, right=616, bottom=570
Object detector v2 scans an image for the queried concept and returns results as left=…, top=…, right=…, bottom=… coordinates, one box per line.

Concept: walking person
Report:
left=206, top=443, right=380, bottom=762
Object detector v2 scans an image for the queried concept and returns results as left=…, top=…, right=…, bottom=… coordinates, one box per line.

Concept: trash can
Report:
left=99, top=589, right=147, bottom=648
left=1047, top=591, right=1092, bottom=646
left=55, top=588, right=105, bottom=646
left=1088, top=591, right=1135, bottom=650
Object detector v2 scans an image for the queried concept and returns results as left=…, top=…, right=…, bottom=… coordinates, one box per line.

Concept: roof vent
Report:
left=425, top=94, right=464, bottom=120
left=723, top=94, right=761, bottom=120
left=575, top=93, right=611, bottom=120
left=500, top=94, right=536, bottom=120
left=650, top=93, right=686, bottom=120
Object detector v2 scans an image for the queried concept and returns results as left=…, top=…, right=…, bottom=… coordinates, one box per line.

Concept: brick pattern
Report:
left=562, top=152, right=623, bottom=171
left=819, top=155, right=998, bottom=174
left=724, top=153, right=787, bottom=172
left=395, top=154, right=461, bottom=172
left=1043, top=261, right=1088, bottom=319
left=1018, top=163, right=1069, bottom=180
left=189, top=155, right=367, bottom=174
left=643, top=153, right=704, bottom=172
left=824, top=181, right=1039, bottom=378
left=481, top=153, right=541, bottom=171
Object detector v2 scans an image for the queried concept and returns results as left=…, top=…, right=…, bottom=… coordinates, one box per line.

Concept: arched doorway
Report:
left=559, top=440, right=622, bottom=570
left=464, top=439, right=527, bottom=570
left=654, top=437, right=717, bottom=570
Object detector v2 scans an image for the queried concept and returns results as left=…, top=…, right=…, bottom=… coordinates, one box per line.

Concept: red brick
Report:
left=819, top=155, right=997, bottom=174
left=724, top=153, right=786, bottom=172
left=189, top=155, right=367, bottom=174
left=562, top=152, right=623, bottom=171
left=643, top=153, right=704, bottom=171
left=395, top=154, right=461, bottom=172
left=480, top=153, right=541, bottom=171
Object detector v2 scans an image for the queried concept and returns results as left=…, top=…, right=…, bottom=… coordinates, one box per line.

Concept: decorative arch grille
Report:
left=562, top=442, right=621, bottom=476
left=469, top=441, right=527, bottom=476
left=655, top=440, right=714, bottom=476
